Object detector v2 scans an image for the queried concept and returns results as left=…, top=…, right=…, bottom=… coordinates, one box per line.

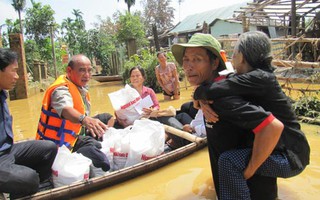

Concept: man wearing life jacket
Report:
left=37, top=54, right=114, bottom=173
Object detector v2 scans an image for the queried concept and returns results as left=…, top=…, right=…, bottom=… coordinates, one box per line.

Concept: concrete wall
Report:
left=210, top=20, right=257, bottom=38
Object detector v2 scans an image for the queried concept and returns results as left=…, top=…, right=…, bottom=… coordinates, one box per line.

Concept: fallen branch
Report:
left=298, top=116, right=320, bottom=126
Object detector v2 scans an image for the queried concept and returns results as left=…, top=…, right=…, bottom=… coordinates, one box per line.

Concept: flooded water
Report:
left=7, top=80, right=320, bottom=199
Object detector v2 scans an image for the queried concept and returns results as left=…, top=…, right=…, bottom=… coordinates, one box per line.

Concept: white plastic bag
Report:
left=125, top=119, right=165, bottom=167
left=101, top=127, right=131, bottom=171
left=51, top=145, right=92, bottom=188
left=101, top=119, right=165, bottom=170
left=108, top=84, right=142, bottom=125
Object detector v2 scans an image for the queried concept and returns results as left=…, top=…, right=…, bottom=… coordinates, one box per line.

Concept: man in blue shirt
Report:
left=0, top=48, right=57, bottom=199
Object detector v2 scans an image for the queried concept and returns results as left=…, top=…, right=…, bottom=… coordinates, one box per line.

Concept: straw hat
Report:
left=171, top=33, right=226, bottom=71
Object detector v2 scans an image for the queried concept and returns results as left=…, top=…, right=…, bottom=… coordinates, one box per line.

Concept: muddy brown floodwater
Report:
left=7, top=80, right=320, bottom=200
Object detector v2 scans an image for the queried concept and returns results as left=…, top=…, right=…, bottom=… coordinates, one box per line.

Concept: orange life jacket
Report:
left=36, top=75, right=90, bottom=150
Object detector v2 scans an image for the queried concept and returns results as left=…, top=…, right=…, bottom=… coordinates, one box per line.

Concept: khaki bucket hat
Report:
left=171, top=33, right=226, bottom=71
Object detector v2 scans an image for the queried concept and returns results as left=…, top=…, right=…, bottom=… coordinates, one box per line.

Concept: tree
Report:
left=0, top=24, right=7, bottom=48
left=61, top=17, right=74, bottom=37
left=72, top=9, right=85, bottom=30
left=24, top=0, right=59, bottom=77
left=116, top=12, right=148, bottom=51
left=91, top=13, right=123, bottom=75
left=94, top=14, right=119, bottom=36
left=117, top=0, right=136, bottom=14
left=25, top=0, right=56, bottom=42
left=141, top=0, right=175, bottom=36
left=11, top=0, right=26, bottom=34
left=4, top=19, right=21, bottom=34
left=2, top=18, right=23, bottom=47
left=60, top=10, right=87, bottom=56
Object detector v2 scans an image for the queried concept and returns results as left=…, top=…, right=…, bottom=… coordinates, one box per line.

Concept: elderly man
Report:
left=172, top=33, right=284, bottom=200
left=36, top=54, right=114, bottom=174
left=0, top=48, right=57, bottom=199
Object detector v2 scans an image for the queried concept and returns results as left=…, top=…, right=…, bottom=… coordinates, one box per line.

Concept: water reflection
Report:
left=6, top=80, right=320, bottom=199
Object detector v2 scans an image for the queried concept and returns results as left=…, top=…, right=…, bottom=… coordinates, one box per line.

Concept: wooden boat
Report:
left=92, top=75, right=123, bottom=82
left=20, top=126, right=207, bottom=200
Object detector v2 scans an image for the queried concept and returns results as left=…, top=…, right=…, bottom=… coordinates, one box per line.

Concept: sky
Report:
left=1, top=0, right=249, bottom=31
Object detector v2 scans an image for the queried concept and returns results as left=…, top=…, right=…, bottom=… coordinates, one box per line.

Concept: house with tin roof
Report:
left=166, top=1, right=252, bottom=46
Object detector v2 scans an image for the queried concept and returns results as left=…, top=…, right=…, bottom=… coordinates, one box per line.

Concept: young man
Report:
left=0, top=48, right=57, bottom=198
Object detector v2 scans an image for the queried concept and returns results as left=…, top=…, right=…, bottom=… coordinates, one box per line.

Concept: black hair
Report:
left=67, top=59, right=75, bottom=69
left=129, top=66, right=146, bottom=79
left=0, top=48, right=18, bottom=71
left=206, top=49, right=217, bottom=65
left=157, top=52, right=167, bottom=58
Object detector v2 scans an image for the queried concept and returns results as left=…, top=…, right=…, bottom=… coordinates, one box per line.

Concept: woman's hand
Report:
left=193, top=100, right=201, bottom=109
left=174, top=87, right=180, bottom=95
left=142, top=107, right=154, bottom=118
left=199, top=100, right=219, bottom=123
left=183, top=124, right=193, bottom=133
left=243, top=167, right=255, bottom=180
left=164, top=88, right=172, bottom=96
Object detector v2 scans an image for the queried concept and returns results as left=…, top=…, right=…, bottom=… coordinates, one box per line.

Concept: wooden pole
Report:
left=152, top=24, right=160, bottom=52
left=50, top=24, right=58, bottom=79
left=291, top=0, right=297, bottom=58
left=163, top=124, right=204, bottom=145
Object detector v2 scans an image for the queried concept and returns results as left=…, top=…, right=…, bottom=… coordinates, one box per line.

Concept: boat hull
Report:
left=92, top=75, right=123, bottom=82
left=22, top=139, right=207, bottom=200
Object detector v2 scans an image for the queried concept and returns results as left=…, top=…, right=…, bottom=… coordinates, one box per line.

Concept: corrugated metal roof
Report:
left=170, top=1, right=249, bottom=34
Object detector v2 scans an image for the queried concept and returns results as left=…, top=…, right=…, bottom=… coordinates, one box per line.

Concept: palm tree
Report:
left=5, top=19, right=21, bottom=34
left=11, top=0, right=26, bottom=34
left=72, top=9, right=85, bottom=29
left=61, top=17, right=73, bottom=37
left=117, top=0, right=135, bottom=13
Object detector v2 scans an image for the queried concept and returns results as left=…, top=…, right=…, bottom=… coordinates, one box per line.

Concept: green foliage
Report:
left=117, top=12, right=148, bottom=49
left=11, top=0, right=26, bottom=33
left=23, top=0, right=60, bottom=76
left=1, top=19, right=21, bottom=47
left=122, top=49, right=161, bottom=92
left=24, top=39, right=40, bottom=72
left=24, top=39, right=65, bottom=77
left=60, top=10, right=87, bottom=56
left=293, top=96, right=320, bottom=118
left=25, top=0, right=56, bottom=42
left=87, top=29, right=117, bottom=74
left=11, top=0, right=26, bottom=12
left=61, top=10, right=120, bottom=75
left=5, top=19, right=21, bottom=34
left=309, top=72, right=320, bottom=83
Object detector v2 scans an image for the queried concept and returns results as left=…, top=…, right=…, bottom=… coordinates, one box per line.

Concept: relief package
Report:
left=51, top=145, right=92, bottom=187
left=108, top=84, right=142, bottom=126
left=101, top=119, right=165, bottom=171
